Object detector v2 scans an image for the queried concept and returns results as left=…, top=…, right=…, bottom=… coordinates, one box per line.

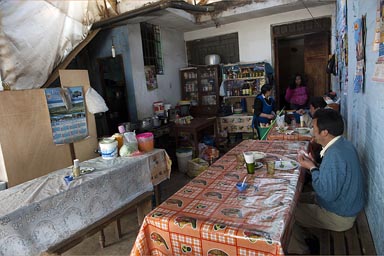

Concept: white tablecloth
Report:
left=0, top=153, right=157, bottom=255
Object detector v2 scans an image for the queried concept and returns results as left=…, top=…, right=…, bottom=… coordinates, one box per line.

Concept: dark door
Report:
left=272, top=18, right=331, bottom=109
left=97, top=55, right=129, bottom=136
left=304, top=32, right=330, bottom=97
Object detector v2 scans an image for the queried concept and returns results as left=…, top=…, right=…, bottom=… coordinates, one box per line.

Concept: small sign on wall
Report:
left=145, top=65, right=158, bottom=90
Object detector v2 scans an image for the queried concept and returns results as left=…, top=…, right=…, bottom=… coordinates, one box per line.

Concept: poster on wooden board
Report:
left=44, top=86, right=88, bottom=144
left=59, top=70, right=99, bottom=162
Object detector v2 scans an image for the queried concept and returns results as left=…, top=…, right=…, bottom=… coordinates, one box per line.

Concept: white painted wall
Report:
left=127, top=24, right=186, bottom=120
left=185, top=4, right=335, bottom=65
left=345, top=1, right=383, bottom=254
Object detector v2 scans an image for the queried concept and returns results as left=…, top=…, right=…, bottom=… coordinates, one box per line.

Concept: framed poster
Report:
left=44, top=86, right=88, bottom=144
left=145, top=65, right=158, bottom=90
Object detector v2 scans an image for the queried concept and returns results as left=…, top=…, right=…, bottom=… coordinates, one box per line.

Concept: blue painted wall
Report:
left=343, top=0, right=384, bottom=254
left=86, top=27, right=138, bottom=123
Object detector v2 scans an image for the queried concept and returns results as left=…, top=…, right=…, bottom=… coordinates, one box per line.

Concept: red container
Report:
left=136, top=132, right=154, bottom=152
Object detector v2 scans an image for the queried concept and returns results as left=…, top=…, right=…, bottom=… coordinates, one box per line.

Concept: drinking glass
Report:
left=236, top=153, right=245, bottom=169
left=243, top=152, right=255, bottom=174
left=266, top=161, right=275, bottom=176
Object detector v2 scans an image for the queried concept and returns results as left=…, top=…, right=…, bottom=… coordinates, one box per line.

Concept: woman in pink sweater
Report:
left=285, top=74, right=309, bottom=110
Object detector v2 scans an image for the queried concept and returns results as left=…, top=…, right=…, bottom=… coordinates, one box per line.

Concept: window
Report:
left=186, top=32, right=239, bottom=65
left=140, top=22, right=163, bottom=75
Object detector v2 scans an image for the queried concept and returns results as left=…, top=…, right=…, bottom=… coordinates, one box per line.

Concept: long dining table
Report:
left=131, top=140, right=309, bottom=256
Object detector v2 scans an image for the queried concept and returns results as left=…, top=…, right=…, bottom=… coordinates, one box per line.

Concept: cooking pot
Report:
left=152, top=115, right=160, bottom=127
left=141, top=118, right=153, bottom=130
left=205, top=54, right=221, bottom=65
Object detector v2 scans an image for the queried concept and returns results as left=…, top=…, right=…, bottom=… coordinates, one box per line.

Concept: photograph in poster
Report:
left=353, top=16, right=366, bottom=93
left=44, top=86, right=88, bottom=144
left=145, top=65, right=158, bottom=90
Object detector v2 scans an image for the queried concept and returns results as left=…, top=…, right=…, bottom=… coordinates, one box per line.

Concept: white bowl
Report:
left=295, top=127, right=311, bottom=134
left=233, top=108, right=242, bottom=114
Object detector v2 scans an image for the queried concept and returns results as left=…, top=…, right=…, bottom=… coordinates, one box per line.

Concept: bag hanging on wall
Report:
left=326, top=54, right=337, bottom=76
left=85, top=87, right=109, bottom=114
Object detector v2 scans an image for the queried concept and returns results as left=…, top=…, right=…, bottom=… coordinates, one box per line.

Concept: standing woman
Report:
left=253, top=84, right=276, bottom=128
left=285, top=74, right=309, bottom=110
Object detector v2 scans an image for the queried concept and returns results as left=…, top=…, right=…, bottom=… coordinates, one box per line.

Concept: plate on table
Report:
left=274, top=160, right=299, bottom=170
left=294, top=127, right=311, bottom=134
left=275, top=126, right=288, bottom=133
left=80, top=167, right=95, bottom=175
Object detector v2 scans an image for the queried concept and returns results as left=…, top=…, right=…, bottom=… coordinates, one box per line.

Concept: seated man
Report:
left=288, top=109, right=365, bottom=254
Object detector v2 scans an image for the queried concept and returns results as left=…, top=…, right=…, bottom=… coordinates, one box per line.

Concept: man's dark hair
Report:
left=313, top=108, right=344, bottom=136
left=261, top=84, right=273, bottom=94
left=309, top=97, right=327, bottom=109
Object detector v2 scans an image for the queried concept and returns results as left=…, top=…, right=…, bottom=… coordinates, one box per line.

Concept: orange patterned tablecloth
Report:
left=131, top=140, right=308, bottom=256
left=267, top=124, right=312, bottom=141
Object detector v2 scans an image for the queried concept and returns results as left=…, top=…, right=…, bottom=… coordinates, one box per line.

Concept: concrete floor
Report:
left=63, top=171, right=191, bottom=255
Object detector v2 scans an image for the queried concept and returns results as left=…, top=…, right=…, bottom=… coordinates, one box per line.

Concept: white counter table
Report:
left=0, top=149, right=171, bottom=255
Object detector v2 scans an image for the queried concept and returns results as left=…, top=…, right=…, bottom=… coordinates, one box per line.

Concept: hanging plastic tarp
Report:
left=0, top=0, right=117, bottom=91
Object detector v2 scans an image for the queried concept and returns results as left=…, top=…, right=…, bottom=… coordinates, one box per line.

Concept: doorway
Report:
left=97, top=55, right=129, bottom=136
left=272, top=18, right=331, bottom=109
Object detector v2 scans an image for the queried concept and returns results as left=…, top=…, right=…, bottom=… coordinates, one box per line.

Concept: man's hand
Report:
left=297, top=151, right=317, bottom=170
left=296, top=109, right=306, bottom=115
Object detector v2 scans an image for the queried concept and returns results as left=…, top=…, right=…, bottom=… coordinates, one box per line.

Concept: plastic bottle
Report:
left=72, top=159, right=80, bottom=177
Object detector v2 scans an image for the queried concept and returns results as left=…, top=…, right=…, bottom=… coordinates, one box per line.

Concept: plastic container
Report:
left=187, top=158, right=209, bottom=178
left=99, top=138, right=118, bottom=159
left=176, top=148, right=193, bottom=173
left=136, top=132, right=154, bottom=152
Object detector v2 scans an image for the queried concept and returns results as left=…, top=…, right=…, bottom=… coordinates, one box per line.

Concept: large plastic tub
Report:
left=176, top=148, right=193, bottom=173
left=136, top=132, right=154, bottom=152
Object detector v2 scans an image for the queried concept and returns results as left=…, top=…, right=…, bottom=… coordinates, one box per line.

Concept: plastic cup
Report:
left=236, top=182, right=248, bottom=192
left=243, top=152, right=255, bottom=174
left=267, top=161, right=275, bottom=176
left=243, top=152, right=254, bottom=164
left=246, top=162, right=255, bottom=174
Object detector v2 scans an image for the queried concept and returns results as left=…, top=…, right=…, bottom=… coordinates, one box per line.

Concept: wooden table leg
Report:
left=99, top=229, right=105, bottom=248
left=193, top=131, right=198, bottom=157
left=154, top=184, right=161, bottom=206
left=175, top=129, right=179, bottom=150
left=115, top=219, right=122, bottom=240
left=136, top=196, right=153, bottom=226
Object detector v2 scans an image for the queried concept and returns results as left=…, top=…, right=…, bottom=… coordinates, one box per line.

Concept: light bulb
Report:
left=111, top=45, right=116, bottom=58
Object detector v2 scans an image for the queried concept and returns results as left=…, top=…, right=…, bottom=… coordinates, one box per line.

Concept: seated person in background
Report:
left=252, top=84, right=276, bottom=128
left=288, top=109, right=365, bottom=254
left=285, top=74, right=309, bottom=110
left=296, top=96, right=327, bottom=128
left=297, top=97, right=328, bottom=164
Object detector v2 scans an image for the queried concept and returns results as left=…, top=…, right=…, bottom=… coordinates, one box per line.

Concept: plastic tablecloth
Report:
left=131, top=140, right=308, bottom=256
left=0, top=149, right=170, bottom=255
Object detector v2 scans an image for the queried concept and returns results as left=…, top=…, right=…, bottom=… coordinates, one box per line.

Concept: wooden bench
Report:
left=45, top=191, right=153, bottom=255
left=312, top=211, right=376, bottom=255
